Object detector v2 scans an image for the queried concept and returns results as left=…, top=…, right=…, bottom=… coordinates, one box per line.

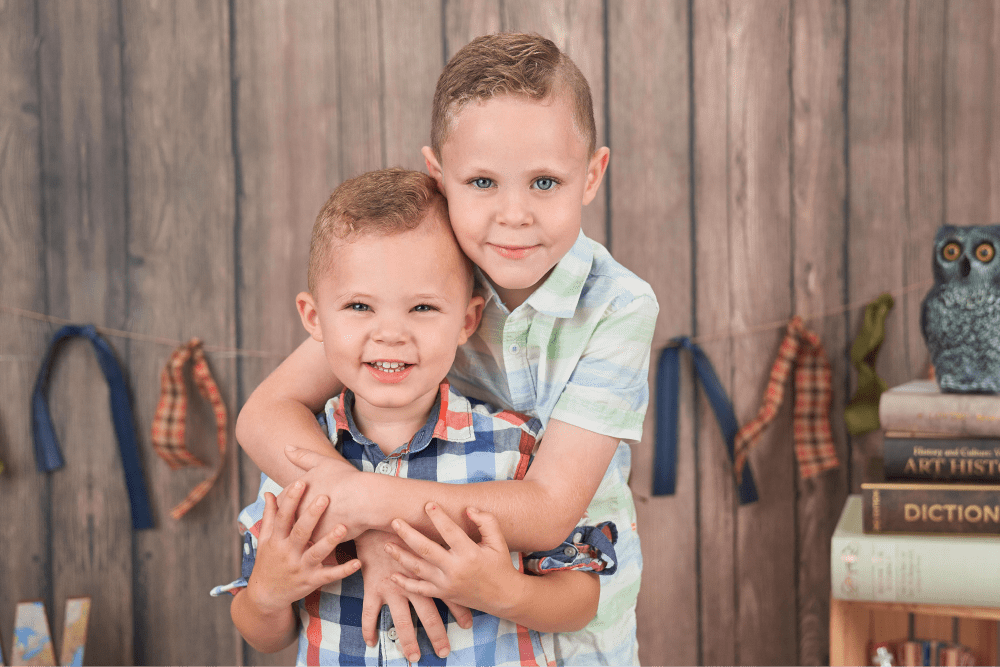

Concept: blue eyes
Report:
left=469, top=177, right=558, bottom=190
left=349, top=303, right=370, bottom=312
left=533, top=178, right=555, bottom=191
left=413, top=304, right=435, bottom=312
left=346, top=303, right=436, bottom=313
left=473, top=177, right=493, bottom=189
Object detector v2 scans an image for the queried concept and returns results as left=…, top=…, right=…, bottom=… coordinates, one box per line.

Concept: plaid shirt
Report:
left=449, top=231, right=658, bottom=666
left=213, top=383, right=619, bottom=666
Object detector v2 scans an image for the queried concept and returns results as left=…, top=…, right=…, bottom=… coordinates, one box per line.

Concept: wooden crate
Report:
left=830, top=597, right=1000, bottom=666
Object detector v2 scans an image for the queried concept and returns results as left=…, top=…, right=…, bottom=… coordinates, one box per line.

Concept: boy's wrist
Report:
left=244, top=579, right=293, bottom=619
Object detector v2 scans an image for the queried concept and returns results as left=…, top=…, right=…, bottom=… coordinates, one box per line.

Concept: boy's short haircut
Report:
left=308, top=168, right=469, bottom=294
left=431, top=32, right=597, bottom=158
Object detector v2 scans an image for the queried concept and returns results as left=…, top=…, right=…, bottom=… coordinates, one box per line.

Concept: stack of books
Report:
left=831, top=381, right=1000, bottom=665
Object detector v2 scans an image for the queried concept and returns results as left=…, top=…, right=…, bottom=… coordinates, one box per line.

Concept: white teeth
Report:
left=371, top=361, right=407, bottom=372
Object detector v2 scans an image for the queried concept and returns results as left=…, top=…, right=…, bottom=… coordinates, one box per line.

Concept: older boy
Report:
left=216, top=168, right=616, bottom=665
left=237, top=34, right=658, bottom=665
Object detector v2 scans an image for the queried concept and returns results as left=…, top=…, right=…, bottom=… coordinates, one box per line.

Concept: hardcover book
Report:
left=831, top=495, right=1000, bottom=607
left=879, top=380, right=1000, bottom=437
left=883, top=435, right=1000, bottom=483
left=863, top=482, right=1000, bottom=535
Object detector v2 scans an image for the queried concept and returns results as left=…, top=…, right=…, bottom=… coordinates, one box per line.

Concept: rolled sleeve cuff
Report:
left=523, top=521, right=618, bottom=576
left=210, top=530, right=256, bottom=598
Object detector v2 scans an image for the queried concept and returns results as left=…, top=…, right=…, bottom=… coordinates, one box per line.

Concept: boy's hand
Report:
left=386, top=503, right=522, bottom=617
left=354, top=531, right=473, bottom=662
left=245, top=482, right=361, bottom=615
left=282, top=446, right=369, bottom=540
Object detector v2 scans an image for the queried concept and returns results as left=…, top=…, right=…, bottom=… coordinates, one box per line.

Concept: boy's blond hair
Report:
left=308, top=168, right=466, bottom=294
left=430, top=32, right=596, bottom=158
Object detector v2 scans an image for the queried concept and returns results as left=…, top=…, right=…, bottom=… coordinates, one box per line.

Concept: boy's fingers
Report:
left=289, top=495, right=330, bottom=550
left=285, top=445, right=325, bottom=471
left=273, top=481, right=304, bottom=537
left=424, top=502, right=475, bottom=552
left=385, top=595, right=421, bottom=663
left=391, top=518, right=450, bottom=565
left=360, top=594, right=381, bottom=648
left=390, top=573, right=439, bottom=599
left=466, top=507, right=508, bottom=551
left=410, top=593, right=451, bottom=659
left=317, top=559, right=361, bottom=585
left=384, top=542, right=439, bottom=582
left=259, top=492, right=278, bottom=541
left=444, top=601, right=474, bottom=630
left=304, top=522, right=348, bottom=566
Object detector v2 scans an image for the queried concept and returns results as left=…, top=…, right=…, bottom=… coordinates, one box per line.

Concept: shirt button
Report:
left=376, top=462, right=390, bottom=474
left=563, top=545, right=578, bottom=558
left=572, top=532, right=583, bottom=543
left=509, top=344, right=519, bottom=353
left=387, top=627, right=398, bottom=641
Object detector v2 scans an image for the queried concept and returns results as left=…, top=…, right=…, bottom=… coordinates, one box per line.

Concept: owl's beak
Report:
left=960, top=256, right=971, bottom=278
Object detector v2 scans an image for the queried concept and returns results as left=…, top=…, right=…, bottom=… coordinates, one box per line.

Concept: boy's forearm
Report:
left=230, top=590, right=298, bottom=654
left=491, top=571, right=600, bottom=633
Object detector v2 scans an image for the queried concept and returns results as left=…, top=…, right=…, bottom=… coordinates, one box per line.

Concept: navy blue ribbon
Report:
left=32, top=324, right=155, bottom=530
left=655, top=336, right=758, bottom=504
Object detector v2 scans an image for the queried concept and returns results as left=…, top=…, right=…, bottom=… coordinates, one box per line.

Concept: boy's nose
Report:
left=372, top=317, right=407, bottom=344
left=497, top=192, right=532, bottom=227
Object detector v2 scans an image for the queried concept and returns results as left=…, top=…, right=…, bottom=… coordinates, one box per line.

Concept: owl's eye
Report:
left=974, top=242, right=995, bottom=263
left=942, top=242, right=962, bottom=262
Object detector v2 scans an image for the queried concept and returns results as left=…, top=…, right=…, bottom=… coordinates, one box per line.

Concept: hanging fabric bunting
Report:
left=843, top=293, right=894, bottom=435
left=733, top=317, right=839, bottom=485
left=655, top=337, right=759, bottom=504
left=31, top=324, right=154, bottom=530
left=151, top=338, right=228, bottom=519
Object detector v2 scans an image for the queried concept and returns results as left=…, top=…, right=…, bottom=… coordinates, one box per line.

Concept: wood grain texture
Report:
left=791, top=1, right=849, bottom=664
left=609, top=1, right=694, bottom=664
left=0, top=1, right=49, bottom=660
left=36, top=1, right=135, bottom=663
left=121, top=1, right=240, bottom=663
left=692, top=1, right=739, bottom=663
left=727, top=3, right=796, bottom=665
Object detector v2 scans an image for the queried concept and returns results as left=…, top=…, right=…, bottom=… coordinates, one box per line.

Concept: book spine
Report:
left=863, top=484, right=1000, bottom=534
left=830, top=527, right=1000, bottom=607
left=879, top=393, right=1000, bottom=437
left=883, top=437, right=1000, bottom=483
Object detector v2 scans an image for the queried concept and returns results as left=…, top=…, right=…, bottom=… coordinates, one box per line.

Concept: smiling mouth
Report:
left=367, top=361, right=411, bottom=373
left=489, top=244, right=539, bottom=260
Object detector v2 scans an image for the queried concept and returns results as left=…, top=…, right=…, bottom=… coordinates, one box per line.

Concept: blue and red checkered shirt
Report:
left=213, top=382, right=618, bottom=666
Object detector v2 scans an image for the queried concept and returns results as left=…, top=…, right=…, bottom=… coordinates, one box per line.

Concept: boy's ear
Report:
left=422, top=146, right=444, bottom=186
left=296, top=291, right=324, bottom=342
left=581, top=146, right=610, bottom=206
left=457, top=295, right=486, bottom=345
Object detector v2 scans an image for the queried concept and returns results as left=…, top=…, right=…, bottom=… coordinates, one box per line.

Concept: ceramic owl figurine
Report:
left=920, top=224, right=1000, bottom=393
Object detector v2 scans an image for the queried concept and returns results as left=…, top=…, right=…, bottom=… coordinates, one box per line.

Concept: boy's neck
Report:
left=349, top=388, right=440, bottom=457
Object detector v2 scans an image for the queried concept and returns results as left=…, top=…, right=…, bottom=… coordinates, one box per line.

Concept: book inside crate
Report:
left=830, top=382, right=1000, bottom=666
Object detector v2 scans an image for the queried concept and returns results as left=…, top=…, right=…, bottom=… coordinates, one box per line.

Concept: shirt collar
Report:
left=326, top=381, right=476, bottom=454
left=475, top=230, right=593, bottom=318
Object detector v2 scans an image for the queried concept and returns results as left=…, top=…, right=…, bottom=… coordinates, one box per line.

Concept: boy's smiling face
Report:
left=297, top=216, right=483, bottom=423
left=423, top=93, right=609, bottom=310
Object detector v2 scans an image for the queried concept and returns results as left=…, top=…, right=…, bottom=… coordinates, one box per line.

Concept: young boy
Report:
left=237, top=33, right=658, bottom=665
left=215, top=168, right=617, bottom=665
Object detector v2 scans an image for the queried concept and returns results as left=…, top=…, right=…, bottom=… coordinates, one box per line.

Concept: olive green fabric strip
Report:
left=844, top=293, right=895, bottom=435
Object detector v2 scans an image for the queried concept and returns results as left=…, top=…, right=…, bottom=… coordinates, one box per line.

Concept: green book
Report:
left=831, top=495, right=1000, bottom=607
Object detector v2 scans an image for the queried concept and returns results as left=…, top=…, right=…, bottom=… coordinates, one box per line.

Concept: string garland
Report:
left=1, top=278, right=935, bottom=359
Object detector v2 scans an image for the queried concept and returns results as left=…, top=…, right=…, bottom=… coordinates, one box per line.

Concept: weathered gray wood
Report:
left=0, top=1, right=49, bottom=659
left=727, top=2, right=796, bottom=665
left=791, top=2, right=849, bottom=664
left=691, top=2, right=739, bottom=663
left=232, top=4, right=341, bottom=661
left=121, top=1, right=240, bottom=664
left=36, top=1, right=134, bottom=663
left=692, top=1, right=741, bottom=662
left=338, top=0, right=384, bottom=178
left=946, top=1, right=999, bottom=226
left=609, top=1, right=694, bottom=664
left=848, top=0, right=907, bottom=493
left=444, top=1, right=501, bottom=61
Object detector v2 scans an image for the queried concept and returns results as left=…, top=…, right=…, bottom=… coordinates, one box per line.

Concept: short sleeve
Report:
left=209, top=473, right=280, bottom=598
left=210, top=530, right=257, bottom=597
left=523, top=521, right=619, bottom=576
left=550, top=293, right=658, bottom=442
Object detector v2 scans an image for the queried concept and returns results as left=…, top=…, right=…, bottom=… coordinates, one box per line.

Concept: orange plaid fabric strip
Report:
left=733, top=317, right=839, bottom=483
left=151, top=338, right=228, bottom=519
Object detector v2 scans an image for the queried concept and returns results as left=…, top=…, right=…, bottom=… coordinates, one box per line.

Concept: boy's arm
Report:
left=289, top=419, right=618, bottom=551
left=230, top=590, right=298, bottom=654
left=387, top=504, right=601, bottom=633
left=235, top=336, right=353, bottom=484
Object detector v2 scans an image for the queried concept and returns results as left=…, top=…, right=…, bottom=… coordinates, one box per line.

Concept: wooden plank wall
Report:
left=0, top=1, right=996, bottom=665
